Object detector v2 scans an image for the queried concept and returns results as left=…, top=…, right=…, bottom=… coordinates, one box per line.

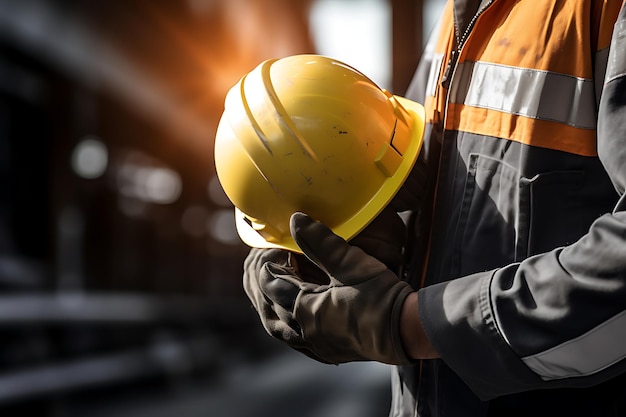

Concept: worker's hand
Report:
left=244, top=211, right=416, bottom=365
left=243, top=206, right=408, bottom=363
left=243, top=247, right=331, bottom=363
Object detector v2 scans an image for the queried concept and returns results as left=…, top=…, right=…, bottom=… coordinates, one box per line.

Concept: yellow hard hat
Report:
left=214, top=54, right=425, bottom=253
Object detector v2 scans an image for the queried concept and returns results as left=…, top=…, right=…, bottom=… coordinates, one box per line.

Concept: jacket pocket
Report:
left=449, top=153, right=585, bottom=278
left=519, top=170, right=584, bottom=257
left=452, top=153, right=520, bottom=277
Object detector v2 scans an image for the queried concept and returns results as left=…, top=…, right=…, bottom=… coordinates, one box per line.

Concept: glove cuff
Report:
left=390, top=283, right=420, bottom=366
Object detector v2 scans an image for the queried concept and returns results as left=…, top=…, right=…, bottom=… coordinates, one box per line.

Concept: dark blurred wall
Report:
left=0, top=0, right=316, bottom=295
left=0, top=0, right=317, bottom=413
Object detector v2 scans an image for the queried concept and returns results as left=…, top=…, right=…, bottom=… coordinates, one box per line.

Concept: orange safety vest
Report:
left=423, top=0, right=621, bottom=157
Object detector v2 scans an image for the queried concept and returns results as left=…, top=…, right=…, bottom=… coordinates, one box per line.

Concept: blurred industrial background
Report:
left=0, top=0, right=444, bottom=415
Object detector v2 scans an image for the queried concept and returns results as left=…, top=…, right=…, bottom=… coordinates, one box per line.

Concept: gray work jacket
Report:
left=392, top=0, right=626, bottom=415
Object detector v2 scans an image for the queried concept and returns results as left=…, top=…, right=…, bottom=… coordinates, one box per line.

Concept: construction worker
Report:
left=218, top=1, right=626, bottom=416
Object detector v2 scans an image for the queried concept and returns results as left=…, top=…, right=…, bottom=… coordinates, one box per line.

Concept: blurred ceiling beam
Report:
left=0, top=0, right=214, bottom=156
left=0, top=293, right=252, bottom=326
left=0, top=335, right=221, bottom=404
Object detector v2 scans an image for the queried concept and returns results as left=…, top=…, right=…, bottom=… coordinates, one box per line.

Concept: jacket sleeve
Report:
left=417, top=3, right=626, bottom=401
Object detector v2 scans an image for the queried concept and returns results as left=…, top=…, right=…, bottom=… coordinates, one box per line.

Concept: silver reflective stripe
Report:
left=522, top=310, right=626, bottom=381
left=606, top=19, right=626, bottom=84
left=450, top=61, right=597, bottom=129
left=425, top=53, right=445, bottom=98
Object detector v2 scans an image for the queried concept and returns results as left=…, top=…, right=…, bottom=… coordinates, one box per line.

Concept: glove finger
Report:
left=243, top=252, right=271, bottom=313
left=259, top=262, right=303, bottom=312
left=242, top=249, right=332, bottom=361
left=242, top=266, right=291, bottom=339
left=290, top=212, right=388, bottom=284
left=262, top=312, right=302, bottom=343
left=243, top=256, right=306, bottom=342
left=243, top=248, right=294, bottom=310
left=244, top=248, right=290, bottom=273
left=243, top=248, right=296, bottom=324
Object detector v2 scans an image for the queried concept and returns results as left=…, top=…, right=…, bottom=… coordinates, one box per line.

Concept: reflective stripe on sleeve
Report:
left=522, top=310, right=626, bottom=381
left=606, top=19, right=626, bottom=84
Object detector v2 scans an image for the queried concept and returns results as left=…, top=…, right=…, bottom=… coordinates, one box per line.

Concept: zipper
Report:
left=421, top=0, right=496, bottom=287
left=441, top=0, right=494, bottom=90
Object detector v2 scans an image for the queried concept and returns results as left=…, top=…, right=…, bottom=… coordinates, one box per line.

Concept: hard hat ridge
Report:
left=214, top=54, right=425, bottom=252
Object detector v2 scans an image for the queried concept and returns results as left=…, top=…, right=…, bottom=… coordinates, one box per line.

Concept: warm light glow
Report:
left=309, top=0, right=391, bottom=89
left=71, top=136, right=108, bottom=179
left=142, top=167, right=182, bottom=204
left=116, top=152, right=183, bottom=205
left=207, top=209, right=240, bottom=245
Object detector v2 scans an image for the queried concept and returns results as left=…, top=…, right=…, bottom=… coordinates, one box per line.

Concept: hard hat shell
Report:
left=214, top=54, right=425, bottom=253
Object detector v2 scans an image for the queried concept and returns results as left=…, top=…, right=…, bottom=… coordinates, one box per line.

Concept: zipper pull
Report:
left=440, top=49, right=458, bottom=90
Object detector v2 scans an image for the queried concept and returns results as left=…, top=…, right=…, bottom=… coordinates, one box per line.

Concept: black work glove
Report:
left=243, top=208, right=415, bottom=365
